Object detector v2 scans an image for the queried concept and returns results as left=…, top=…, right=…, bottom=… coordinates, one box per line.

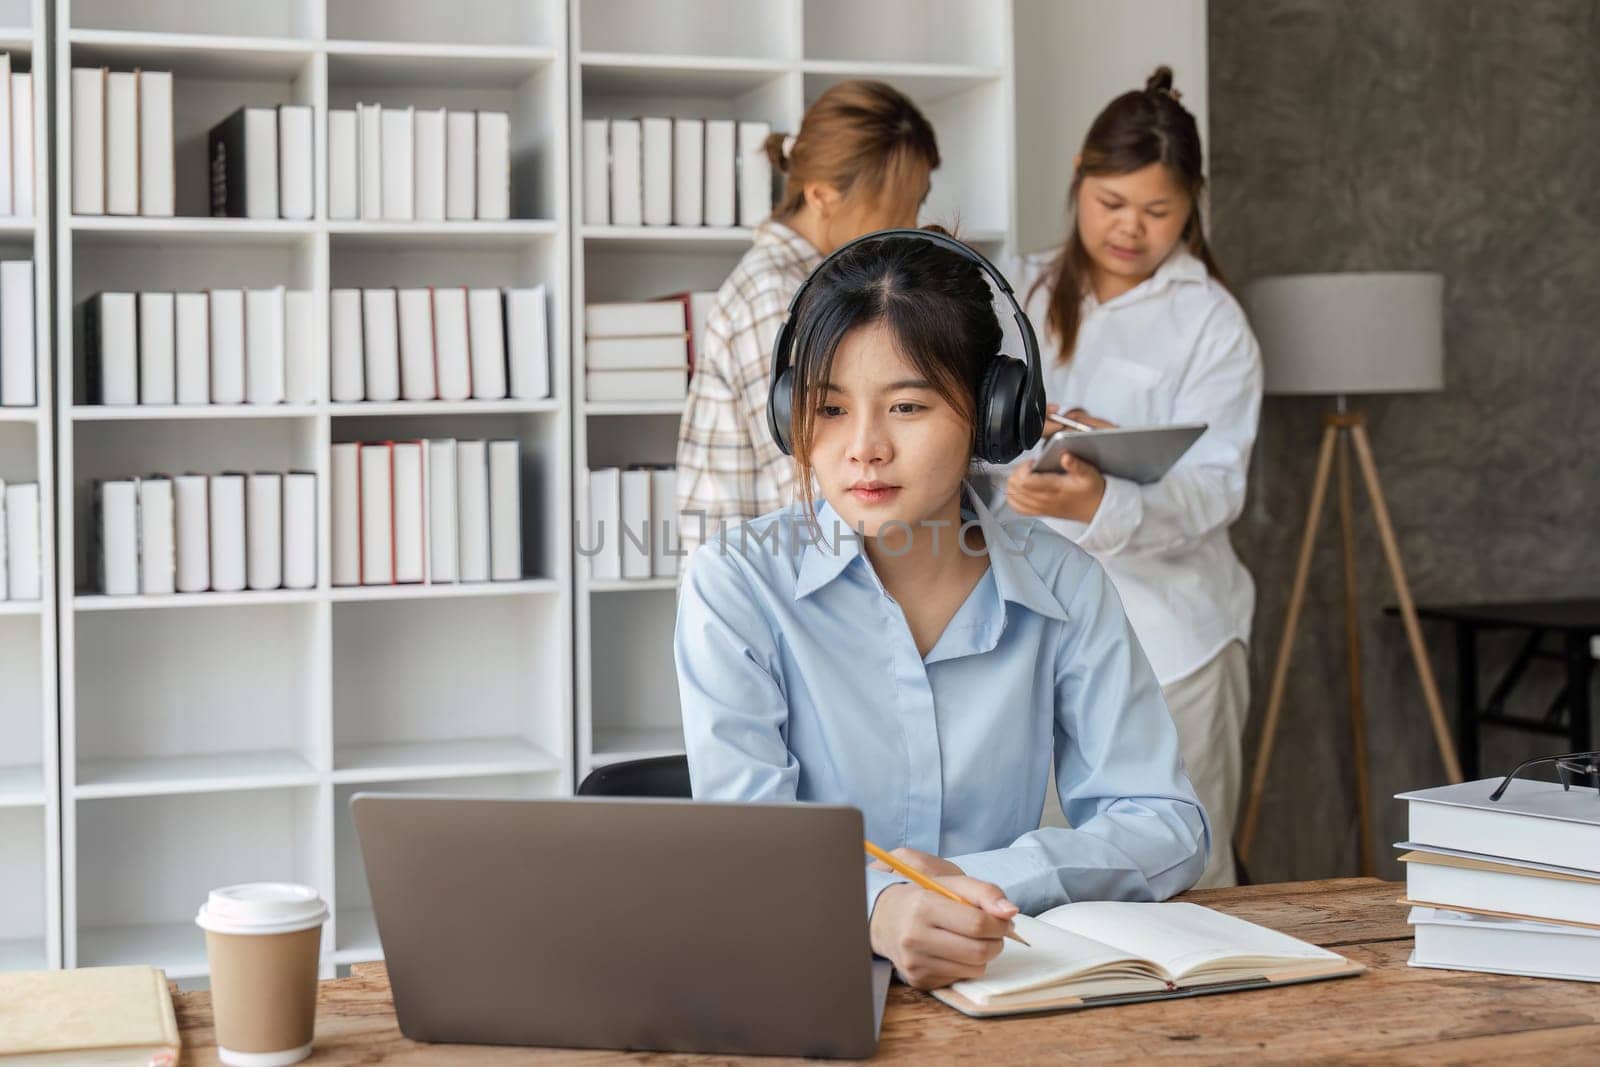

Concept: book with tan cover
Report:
left=0, top=965, right=179, bottom=1063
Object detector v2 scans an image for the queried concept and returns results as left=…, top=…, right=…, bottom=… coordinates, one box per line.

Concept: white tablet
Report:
left=1034, top=423, right=1208, bottom=484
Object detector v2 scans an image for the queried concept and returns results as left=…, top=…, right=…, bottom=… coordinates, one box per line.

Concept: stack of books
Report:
left=330, top=286, right=549, bottom=404
left=70, top=67, right=173, bottom=217
left=582, top=116, right=775, bottom=229
left=585, top=466, right=679, bottom=582
left=0, top=259, right=32, bottom=407
left=1397, top=776, right=1600, bottom=982
left=328, top=105, right=510, bottom=221
left=207, top=105, right=315, bottom=220
left=95, top=472, right=317, bottom=596
left=0, top=480, right=39, bottom=601
left=331, top=439, right=522, bottom=587
left=584, top=300, right=694, bottom=403
left=86, top=288, right=314, bottom=407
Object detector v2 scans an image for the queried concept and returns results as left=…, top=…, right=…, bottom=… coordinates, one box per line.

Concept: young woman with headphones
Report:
left=674, top=229, right=1208, bottom=990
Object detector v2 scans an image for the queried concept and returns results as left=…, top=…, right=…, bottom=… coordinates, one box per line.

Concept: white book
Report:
left=245, top=287, right=286, bottom=405
left=222, top=107, right=280, bottom=220
left=327, top=109, right=358, bottom=220
left=445, top=110, right=476, bottom=220
left=392, top=442, right=425, bottom=583
left=89, top=292, right=137, bottom=406
left=586, top=368, right=688, bottom=403
left=738, top=121, right=773, bottom=227
left=584, top=300, right=686, bottom=338
left=330, top=443, right=361, bottom=586
left=361, top=288, right=401, bottom=402
left=505, top=286, right=550, bottom=400
left=609, top=119, right=643, bottom=227
left=396, top=288, right=436, bottom=401
left=0, top=56, right=11, bottom=217
left=1400, top=850, right=1600, bottom=930
left=467, top=288, right=507, bottom=399
left=173, top=474, right=209, bottom=592
left=641, top=116, right=672, bottom=227
left=582, top=119, right=609, bottom=226
left=284, top=290, right=315, bottom=404
left=360, top=443, right=393, bottom=585
left=137, top=478, right=175, bottom=595
left=174, top=293, right=209, bottom=405
left=1408, top=906, right=1600, bottom=983
left=620, top=469, right=651, bottom=580
left=380, top=105, right=415, bottom=221
left=71, top=68, right=105, bottom=215
left=97, top=480, right=139, bottom=596
left=138, top=71, right=174, bottom=217
left=0, top=260, right=33, bottom=406
left=329, top=289, right=365, bottom=402
left=673, top=118, right=704, bottom=227
left=11, top=73, right=32, bottom=219
left=209, top=289, right=246, bottom=404
left=703, top=120, right=736, bottom=228
left=413, top=108, right=446, bottom=222
left=3, top=482, right=37, bottom=601
left=586, top=336, right=690, bottom=370
left=488, top=440, right=520, bottom=581
left=277, top=104, right=313, bottom=221
left=586, top=468, right=621, bottom=581
left=358, top=103, right=382, bottom=220
left=282, top=471, right=316, bottom=589
left=245, top=472, right=282, bottom=590
left=137, top=292, right=175, bottom=406
left=476, top=111, right=510, bottom=220
left=432, top=287, right=472, bottom=401
left=209, top=474, right=247, bottom=592
left=426, top=439, right=458, bottom=583
left=104, top=71, right=138, bottom=216
left=1399, top=778, right=1600, bottom=875
left=650, top=468, right=679, bottom=578
left=455, top=440, right=490, bottom=582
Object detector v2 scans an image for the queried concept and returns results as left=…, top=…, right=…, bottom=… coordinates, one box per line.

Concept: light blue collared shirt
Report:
left=674, top=486, right=1210, bottom=917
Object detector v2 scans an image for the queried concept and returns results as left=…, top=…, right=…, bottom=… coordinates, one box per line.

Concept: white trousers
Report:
left=1039, top=641, right=1250, bottom=889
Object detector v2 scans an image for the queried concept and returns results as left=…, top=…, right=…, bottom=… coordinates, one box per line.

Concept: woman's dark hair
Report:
left=787, top=228, right=1002, bottom=506
left=1033, top=65, right=1228, bottom=362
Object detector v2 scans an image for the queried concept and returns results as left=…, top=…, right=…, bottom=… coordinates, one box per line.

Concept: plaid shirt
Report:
left=675, top=220, right=822, bottom=554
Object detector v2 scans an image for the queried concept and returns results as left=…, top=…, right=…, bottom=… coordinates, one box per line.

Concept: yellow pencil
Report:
left=864, top=840, right=1030, bottom=947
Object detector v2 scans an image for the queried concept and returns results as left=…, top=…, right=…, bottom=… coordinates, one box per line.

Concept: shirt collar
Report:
left=793, top=485, right=1070, bottom=623
left=1087, top=247, right=1207, bottom=311
left=755, top=219, right=823, bottom=270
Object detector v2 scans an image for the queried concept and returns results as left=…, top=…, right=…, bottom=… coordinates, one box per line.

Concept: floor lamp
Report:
left=1235, top=272, right=1463, bottom=878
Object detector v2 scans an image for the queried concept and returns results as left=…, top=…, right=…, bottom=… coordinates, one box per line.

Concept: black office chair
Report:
left=577, top=754, right=692, bottom=798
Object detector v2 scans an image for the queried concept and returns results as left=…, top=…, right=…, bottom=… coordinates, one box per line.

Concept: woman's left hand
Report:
left=869, top=847, right=965, bottom=879
left=1006, top=454, right=1107, bottom=523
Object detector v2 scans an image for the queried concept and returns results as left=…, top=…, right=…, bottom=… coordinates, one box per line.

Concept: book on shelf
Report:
left=0, top=55, right=11, bottom=218
left=432, top=287, right=472, bottom=402
left=245, top=287, right=287, bottom=406
left=278, top=104, right=314, bottom=222
left=3, top=481, right=38, bottom=600
left=105, top=71, right=139, bottom=216
left=585, top=300, right=686, bottom=338
left=139, top=71, right=175, bottom=217
left=932, top=901, right=1360, bottom=1018
left=246, top=472, right=283, bottom=591
left=175, top=293, right=209, bottom=405
left=210, top=106, right=280, bottom=220
left=137, top=292, right=176, bottom=405
left=426, top=439, right=458, bottom=583
left=85, top=292, right=137, bottom=406
left=703, top=120, right=736, bottom=228
left=12, top=71, right=32, bottom=219
left=1408, top=905, right=1600, bottom=982
left=587, top=468, right=622, bottom=580
left=96, top=479, right=139, bottom=596
left=360, top=443, right=395, bottom=585
left=173, top=474, right=209, bottom=593
left=641, top=116, right=672, bottom=227
left=71, top=67, right=105, bottom=215
left=138, top=478, right=175, bottom=595
left=361, top=288, right=401, bottom=403
left=209, top=289, right=247, bottom=405
left=505, top=285, right=551, bottom=401
left=587, top=368, right=688, bottom=403
left=619, top=469, right=651, bottom=580
left=467, top=288, right=508, bottom=400
left=582, top=119, right=609, bottom=226
left=649, top=467, right=679, bottom=579
left=445, top=110, right=476, bottom=221
left=393, top=442, right=426, bottom=585
left=209, top=473, right=248, bottom=592
left=737, top=120, right=773, bottom=228
left=284, top=290, right=316, bottom=405
left=414, top=107, right=447, bottom=222
left=0, top=260, right=34, bottom=406
left=397, top=288, right=437, bottom=401
left=673, top=118, right=704, bottom=227
left=358, top=103, right=382, bottom=221
left=488, top=440, right=521, bottom=581
left=609, top=118, right=643, bottom=228
left=476, top=111, right=511, bottom=221
left=656, top=290, right=716, bottom=377
left=330, top=289, right=365, bottom=403
left=586, top=335, right=689, bottom=371
left=331, top=443, right=361, bottom=587
left=328, top=108, right=358, bottom=220
left=283, top=471, right=316, bottom=590
left=456, top=440, right=491, bottom=582
left=0, top=965, right=179, bottom=1065
left=381, top=105, right=415, bottom=221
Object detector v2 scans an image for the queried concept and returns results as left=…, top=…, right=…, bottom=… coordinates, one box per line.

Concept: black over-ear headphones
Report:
left=765, top=228, right=1045, bottom=464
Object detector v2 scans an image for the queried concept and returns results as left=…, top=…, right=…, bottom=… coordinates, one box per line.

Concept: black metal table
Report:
left=1393, top=599, right=1600, bottom=779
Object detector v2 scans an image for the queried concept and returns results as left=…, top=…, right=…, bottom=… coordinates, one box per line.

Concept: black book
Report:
left=209, top=106, right=279, bottom=218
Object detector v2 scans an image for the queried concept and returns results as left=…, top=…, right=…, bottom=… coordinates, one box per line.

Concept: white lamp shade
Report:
left=1244, top=272, right=1445, bottom=396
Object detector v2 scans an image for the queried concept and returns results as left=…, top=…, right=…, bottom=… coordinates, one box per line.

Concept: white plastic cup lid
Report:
left=196, top=883, right=329, bottom=936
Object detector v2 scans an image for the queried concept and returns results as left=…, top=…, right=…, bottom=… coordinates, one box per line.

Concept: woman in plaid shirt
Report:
left=675, top=81, right=941, bottom=553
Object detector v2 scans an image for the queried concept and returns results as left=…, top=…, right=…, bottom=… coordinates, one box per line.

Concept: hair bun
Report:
left=1145, top=65, right=1178, bottom=98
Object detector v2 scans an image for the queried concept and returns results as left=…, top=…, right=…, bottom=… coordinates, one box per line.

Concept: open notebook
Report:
left=933, top=901, right=1364, bottom=1017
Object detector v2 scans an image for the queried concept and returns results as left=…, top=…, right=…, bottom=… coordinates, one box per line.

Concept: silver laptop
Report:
left=351, top=794, right=891, bottom=1059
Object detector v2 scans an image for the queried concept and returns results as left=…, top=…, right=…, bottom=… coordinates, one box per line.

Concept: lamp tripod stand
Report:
left=1235, top=407, right=1463, bottom=877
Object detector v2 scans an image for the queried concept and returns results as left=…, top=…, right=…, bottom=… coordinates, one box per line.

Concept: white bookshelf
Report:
left=0, top=0, right=56, bottom=975
left=568, top=0, right=1016, bottom=779
left=53, top=0, right=573, bottom=980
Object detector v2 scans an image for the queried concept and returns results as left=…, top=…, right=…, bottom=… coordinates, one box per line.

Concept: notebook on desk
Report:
left=933, top=901, right=1363, bottom=1017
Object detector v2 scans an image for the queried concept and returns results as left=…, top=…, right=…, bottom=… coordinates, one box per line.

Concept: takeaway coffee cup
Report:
left=196, top=883, right=328, bottom=1067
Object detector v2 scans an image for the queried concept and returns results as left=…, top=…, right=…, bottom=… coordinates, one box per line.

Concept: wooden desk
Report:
left=173, top=878, right=1600, bottom=1064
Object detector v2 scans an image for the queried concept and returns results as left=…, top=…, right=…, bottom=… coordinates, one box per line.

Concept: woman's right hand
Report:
left=869, top=877, right=1019, bottom=989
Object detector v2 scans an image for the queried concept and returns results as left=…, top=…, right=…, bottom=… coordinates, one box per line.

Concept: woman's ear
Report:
left=804, top=181, right=842, bottom=218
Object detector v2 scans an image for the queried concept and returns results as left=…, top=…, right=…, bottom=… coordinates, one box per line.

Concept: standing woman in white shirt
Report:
left=676, top=81, right=940, bottom=554
left=1001, top=67, right=1263, bottom=888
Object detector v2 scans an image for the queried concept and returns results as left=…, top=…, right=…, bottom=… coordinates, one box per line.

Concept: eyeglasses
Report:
left=1488, top=751, right=1600, bottom=802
